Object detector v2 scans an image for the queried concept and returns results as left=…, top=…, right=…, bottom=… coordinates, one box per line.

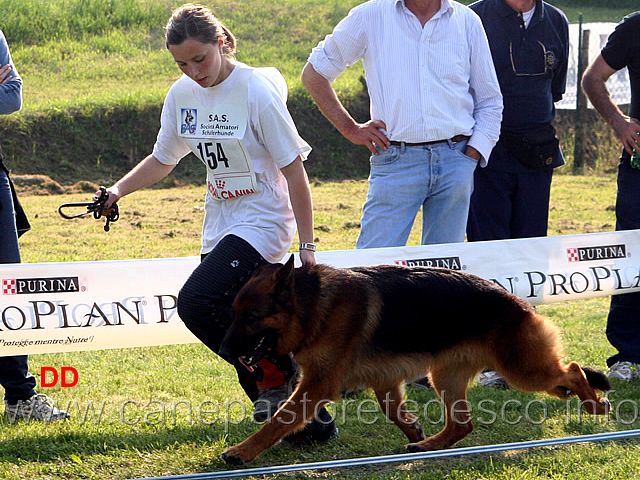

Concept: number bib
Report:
left=174, top=68, right=259, bottom=201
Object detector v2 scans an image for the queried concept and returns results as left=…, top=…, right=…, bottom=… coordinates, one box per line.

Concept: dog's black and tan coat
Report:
left=220, top=256, right=610, bottom=464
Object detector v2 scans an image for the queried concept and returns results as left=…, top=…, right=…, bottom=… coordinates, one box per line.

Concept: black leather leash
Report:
left=58, top=186, right=119, bottom=232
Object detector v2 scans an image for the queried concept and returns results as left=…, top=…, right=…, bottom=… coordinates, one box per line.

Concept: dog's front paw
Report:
left=406, top=437, right=440, bottom=453
left=222, top=446, right=246, bottom=465
left=406, top=442, right=429, bottom=453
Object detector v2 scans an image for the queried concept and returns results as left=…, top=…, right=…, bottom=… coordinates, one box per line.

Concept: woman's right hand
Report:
left=101, top=186, right=121, bottom=207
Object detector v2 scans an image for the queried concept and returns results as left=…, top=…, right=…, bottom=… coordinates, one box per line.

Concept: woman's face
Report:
left=168, top=38, right=233, bottom=88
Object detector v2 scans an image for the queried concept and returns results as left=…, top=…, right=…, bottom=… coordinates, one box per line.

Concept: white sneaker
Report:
left=478, top=370, right=509, bottom=389
left=5, top=394, right=70, bottom=423
left=607, top=361, right=640, bottom=382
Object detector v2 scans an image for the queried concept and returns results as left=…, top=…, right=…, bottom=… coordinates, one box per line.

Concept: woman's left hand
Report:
left=299, top=249, right=316, bottom=267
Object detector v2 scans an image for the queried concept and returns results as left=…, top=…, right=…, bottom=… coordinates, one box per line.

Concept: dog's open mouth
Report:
left=237, top=331, right=275, bottom=371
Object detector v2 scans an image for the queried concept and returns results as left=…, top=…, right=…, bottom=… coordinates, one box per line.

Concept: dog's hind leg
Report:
left=374, top=384, right=425, bottom=443
left=406, top=363, right=477, bottom=452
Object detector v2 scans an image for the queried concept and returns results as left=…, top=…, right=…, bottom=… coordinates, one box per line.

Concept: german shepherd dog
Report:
left=220, top=256, right=611, bottom=464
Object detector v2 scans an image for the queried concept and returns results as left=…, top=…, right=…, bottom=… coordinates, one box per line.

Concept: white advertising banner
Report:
left=1, top=230, right=639, bottom=356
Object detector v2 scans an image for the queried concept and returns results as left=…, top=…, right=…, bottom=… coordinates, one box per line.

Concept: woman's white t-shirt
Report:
left=152, top=63, right=311, bottom=262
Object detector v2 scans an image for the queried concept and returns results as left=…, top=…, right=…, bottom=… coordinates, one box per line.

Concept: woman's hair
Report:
left=165, top=4, right=236, bottom=56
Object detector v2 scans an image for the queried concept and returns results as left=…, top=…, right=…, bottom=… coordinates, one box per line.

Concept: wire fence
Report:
left=556, top=20, right=630, bottom=174
left=558, top=22, right=630, bottom=110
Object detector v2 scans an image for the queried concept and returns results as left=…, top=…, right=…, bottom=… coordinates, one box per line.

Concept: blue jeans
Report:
left=606, top=158, right=640, bottom=367
left=0, top=168, right=36, bottom=402
left=356, top=139, right=477, bottom=248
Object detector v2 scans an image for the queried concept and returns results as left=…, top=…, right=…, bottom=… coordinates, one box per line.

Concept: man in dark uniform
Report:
left=466, top=0, right=569, bottom=387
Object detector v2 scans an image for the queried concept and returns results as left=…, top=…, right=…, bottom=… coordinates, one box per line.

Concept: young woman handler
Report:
left=98, top=4, right=336, bottom=443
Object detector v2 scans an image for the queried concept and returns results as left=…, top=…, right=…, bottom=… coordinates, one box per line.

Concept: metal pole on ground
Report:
left=129, top=429, right=640, bottom=480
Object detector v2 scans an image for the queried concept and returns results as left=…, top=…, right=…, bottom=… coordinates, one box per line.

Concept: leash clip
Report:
left=58, top=186, right=120, bottom=232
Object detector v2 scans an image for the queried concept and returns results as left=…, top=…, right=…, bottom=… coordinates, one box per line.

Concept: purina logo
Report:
left=395, top=257, right=462, bottom=270
left=566, top=244, right=627, bottom=263
left=2, top=277, right=81, bottom=295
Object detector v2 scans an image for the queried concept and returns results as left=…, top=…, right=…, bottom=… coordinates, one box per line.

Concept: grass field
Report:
left=3, top=174, right=640, bottom=479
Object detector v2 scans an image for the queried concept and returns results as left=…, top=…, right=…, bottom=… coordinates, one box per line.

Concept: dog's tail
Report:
left=582, top=366, right=611, bottom=392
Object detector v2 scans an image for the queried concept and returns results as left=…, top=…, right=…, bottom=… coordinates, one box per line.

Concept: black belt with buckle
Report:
left=389, top=134, right=469, bottom=147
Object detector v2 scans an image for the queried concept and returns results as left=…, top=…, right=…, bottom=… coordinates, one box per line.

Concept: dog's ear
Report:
left=283, top=254, right=295, bottom=273
left=272, top=255, right=296, bottom=295
left=279, top=255, right=296, bottom=284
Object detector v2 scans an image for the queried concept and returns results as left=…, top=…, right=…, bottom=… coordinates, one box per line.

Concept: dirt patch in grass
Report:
left=12, top=174, right=100, bottom=195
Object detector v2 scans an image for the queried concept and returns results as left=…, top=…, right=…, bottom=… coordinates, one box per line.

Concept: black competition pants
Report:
left=176, top=234, right=297, bottom=401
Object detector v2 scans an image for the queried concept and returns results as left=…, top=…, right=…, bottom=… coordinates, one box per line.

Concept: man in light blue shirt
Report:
left=302, top=0, right=503, bottom=247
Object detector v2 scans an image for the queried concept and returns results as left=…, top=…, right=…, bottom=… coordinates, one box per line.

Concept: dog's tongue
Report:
left=238, top=357, right=255, bottom=372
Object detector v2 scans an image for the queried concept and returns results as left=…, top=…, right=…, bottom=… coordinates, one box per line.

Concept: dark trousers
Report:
left=0, top=356, right=36, bottom=404
left=0, top=167, right=21, bottom=263
left=176, top=234, right=297, bottom=401
left=606, top=158, right=640, bottom=366
left=0, top=168, right=36, bottom=403
left=467, top=167, right=553, bottom=241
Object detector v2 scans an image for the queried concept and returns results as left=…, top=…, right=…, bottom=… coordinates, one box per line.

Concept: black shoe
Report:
left=283, top=406, right=338, bottom=447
